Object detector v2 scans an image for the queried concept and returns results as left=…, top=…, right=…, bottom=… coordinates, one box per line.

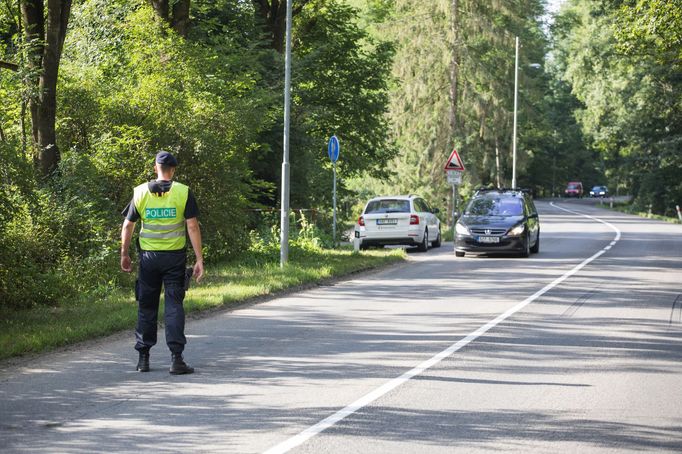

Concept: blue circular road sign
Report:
left=328, top=135, right=340, bottom=163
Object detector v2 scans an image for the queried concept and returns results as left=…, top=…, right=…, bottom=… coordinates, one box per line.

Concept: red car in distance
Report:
left=564, top=181, right=583, bottom=198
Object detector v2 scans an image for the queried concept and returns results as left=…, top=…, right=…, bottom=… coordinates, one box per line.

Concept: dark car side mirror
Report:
left=433, top=208, right=440, bottom=214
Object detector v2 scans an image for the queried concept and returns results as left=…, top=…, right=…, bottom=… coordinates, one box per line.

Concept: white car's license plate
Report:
left=376, top=219, right=398, bottom=225
left=478, top=236, right=500, bottom=244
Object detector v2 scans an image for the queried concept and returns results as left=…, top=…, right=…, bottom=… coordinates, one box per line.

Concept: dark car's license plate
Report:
left=477, top=236, right=500, bottom=243
left=376, top=219, right=398, bottom=225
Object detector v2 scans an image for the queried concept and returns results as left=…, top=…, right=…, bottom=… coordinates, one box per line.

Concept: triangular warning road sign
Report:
left=444, top=148, right=465, bottom=171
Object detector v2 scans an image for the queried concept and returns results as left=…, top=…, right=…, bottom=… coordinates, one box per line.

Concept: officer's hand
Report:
left=121, top=255, right=132, bottom=273
left=193, top=260, right=204, bottom=283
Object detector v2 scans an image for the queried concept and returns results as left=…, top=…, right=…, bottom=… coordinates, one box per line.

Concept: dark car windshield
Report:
left=365, top=199, right=410, bottom=214
left=465, top=197, right=524, bottom=217
left=567, top=183, right=581, bottom=189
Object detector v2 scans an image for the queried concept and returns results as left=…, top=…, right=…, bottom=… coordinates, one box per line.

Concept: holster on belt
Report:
left=184, top=267, right=194, bottom=291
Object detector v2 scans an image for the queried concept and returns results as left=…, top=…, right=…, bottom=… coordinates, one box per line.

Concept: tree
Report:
left=148, top=0, right=191, bottom=37
left=553, top=0, right=682, bottom=214
left=289, top=0, right=394, bottom=206
left=251, top=0, right=310, bottom=52
left=364, top=0, right=547, bottom=207
left=20, top=0, right=72, bottom=177
left=247, top=0, right=394, bottom=209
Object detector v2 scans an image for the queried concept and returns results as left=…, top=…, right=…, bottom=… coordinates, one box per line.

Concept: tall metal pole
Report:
left=332, top=162, right=337, bottom=247
left=452, top=184, right=456, bottom=250
left=280, top=0, right=293, bottom=267
left=512, top=36, right=519, bottom=189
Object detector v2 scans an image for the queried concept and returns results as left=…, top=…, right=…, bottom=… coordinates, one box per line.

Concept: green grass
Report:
left=605, top=202, right=682, bottom=224
left=441, top=226, right=455, bottom=242
left=0, top=247, right=405, bottom=361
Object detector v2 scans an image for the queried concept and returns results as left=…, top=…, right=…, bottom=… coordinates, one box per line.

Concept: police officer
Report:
left=120, top=151, right=204, bottom=374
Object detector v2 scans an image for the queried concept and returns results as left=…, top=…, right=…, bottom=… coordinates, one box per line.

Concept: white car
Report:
left=355, top=195, right=441, bottom=251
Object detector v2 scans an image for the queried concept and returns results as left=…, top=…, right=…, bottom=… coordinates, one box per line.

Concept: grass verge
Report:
left=0, top=247, right=405, bottom=361
left=605, top=202, right=682, bottom=224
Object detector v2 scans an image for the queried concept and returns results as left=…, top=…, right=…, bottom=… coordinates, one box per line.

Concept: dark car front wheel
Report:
left=530, top=231, right=540, bottom=254
left=521, top=233, right=531, bottom=258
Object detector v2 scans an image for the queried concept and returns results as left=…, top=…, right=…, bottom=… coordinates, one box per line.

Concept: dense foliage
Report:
left=347, top=0, right=679, bottom=217
left=0, top=0, right=393, bottom=309
left=345, top=0, right=564, bottom=214
left=552, top=0, right=682, bottom=215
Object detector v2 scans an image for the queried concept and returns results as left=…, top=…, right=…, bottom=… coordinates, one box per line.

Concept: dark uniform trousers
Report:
left=135, top=250, right=187, bottom=354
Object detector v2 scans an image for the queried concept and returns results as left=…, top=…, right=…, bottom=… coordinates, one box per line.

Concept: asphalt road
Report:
left=1, top=200, right=681, bottom=453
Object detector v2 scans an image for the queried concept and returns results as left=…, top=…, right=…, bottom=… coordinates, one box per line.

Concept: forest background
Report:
left=0, top=0, right=680, bottom=309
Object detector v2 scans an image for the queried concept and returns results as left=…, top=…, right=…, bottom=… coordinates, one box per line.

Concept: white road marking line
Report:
left=263, top=203, right=621, bottom=454
left=550, top=202, right=622, bottom=243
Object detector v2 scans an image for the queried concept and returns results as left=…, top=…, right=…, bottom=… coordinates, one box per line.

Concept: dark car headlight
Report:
left=508, top=224, right=526, bottom=236
left=455, top=222, right=470, bottom=235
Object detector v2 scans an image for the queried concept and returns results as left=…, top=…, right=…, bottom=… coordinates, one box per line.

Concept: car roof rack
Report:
left=473, top=187, right=532, bottom=196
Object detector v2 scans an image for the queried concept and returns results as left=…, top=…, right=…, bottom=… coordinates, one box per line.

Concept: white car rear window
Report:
left=365, top=200, right=411, bottom=214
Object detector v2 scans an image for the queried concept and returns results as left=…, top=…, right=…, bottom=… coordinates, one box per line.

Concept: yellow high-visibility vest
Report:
left=133, top=182, right=189, bottom=251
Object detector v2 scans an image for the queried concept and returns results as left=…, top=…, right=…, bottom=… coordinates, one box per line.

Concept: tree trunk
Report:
left=0, top=61, right=19, bottom=70
left=448, top=0, right=459, bottom=140
left=148, top=0, right=191, bottom=37
left=171, top=0, right=190, bottom=37
left=20, top=99, right=27, bottom=156
left=21, top=0, right=72, bottom=177
left=21, top=0, right=43, bottom=166
left=252, top=0, right=310, bottom=53
left=18, top=0, right=27, bottom=156
left=149, top=0, right=169, bottom=20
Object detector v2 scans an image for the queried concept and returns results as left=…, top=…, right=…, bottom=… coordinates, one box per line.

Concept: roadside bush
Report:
left=247, top=210, right=334, bottom=264
left=0, top=140, right=68, bottom=309
left=0, top=189, right=73, bottom=309
left=0, top=141, right=129, bottom=310
left=632, top=165, right=682, bottom=218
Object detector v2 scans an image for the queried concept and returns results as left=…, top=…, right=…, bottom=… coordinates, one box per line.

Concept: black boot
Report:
left=137, top=350, right=150, bottom=372
left=169, top=353, right=194, bottom=375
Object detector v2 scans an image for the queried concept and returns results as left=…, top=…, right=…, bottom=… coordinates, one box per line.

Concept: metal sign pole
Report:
left=455, top=184, right=459, bottom=222
left=332, top=161, right=337, bottom=247
left=445, top=165, right=464, bottom=253
left=512, top=36, right=519, bottom=189
left=328, top=135, right=340, bottom=248
left=452, top=183, right=456, bottom=249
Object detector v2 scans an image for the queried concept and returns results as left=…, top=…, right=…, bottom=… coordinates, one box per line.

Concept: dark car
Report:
left=589, top=185, right=608, bottom=197
left=454, top=189, right=540, bottom=257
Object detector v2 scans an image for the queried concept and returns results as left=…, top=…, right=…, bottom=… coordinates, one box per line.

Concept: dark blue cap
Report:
left=155, top=151, right=178, bottom=167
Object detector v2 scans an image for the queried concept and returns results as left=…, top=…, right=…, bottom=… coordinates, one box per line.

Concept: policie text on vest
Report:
left=145, top=208, right=177, bottom=219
